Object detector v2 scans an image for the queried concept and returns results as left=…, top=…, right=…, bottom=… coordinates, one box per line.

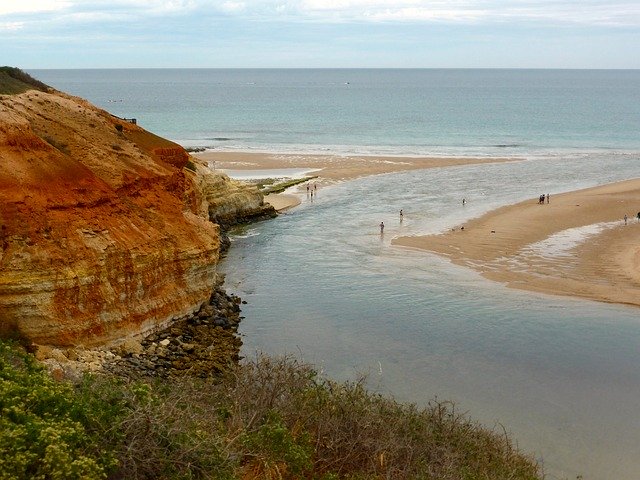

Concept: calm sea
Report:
left=31, top=69, right=640, bottom=480
left=31, top=68, right=640, bottom=155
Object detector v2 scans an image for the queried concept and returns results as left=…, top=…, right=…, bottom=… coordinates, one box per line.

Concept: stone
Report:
left=118, top=338, right=144, bottom=356
left=50, top=348, right=69, bottom=363
left=33, top=344, right=54, bottom=361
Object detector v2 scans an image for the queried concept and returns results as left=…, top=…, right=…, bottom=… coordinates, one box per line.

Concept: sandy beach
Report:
left=394, top=178, right=640, bottom=307
left=196, top=151, right=513, bottom=181
left=262, top=193, right=301, bottom=211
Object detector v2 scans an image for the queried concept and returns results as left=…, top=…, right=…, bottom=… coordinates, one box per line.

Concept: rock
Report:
left=33, top=344, right=54, bottom=361
left=117, top=338, right=144, bottom=356
left=49, top=348, right=69, bottom=363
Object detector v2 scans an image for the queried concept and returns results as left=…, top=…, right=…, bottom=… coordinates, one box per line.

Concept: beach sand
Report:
left=196, top=151, right=513, bottom=181
left=394, top=178, right=640, bottom=307
left=263, top=193, right=301, bottom=211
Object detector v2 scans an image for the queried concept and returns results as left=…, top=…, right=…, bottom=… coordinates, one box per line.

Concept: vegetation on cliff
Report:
left=0, top=67, right=50, bottom=95
left=1, top=341, right=542, bottom=480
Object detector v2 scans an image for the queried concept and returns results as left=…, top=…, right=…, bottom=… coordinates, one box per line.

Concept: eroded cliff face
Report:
left=0, top=89, right=265, bottom=346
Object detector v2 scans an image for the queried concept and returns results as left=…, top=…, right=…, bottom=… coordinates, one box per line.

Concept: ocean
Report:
left=31, top=69, right=640, bottom=480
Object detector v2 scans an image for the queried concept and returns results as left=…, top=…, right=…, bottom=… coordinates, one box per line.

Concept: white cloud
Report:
left=0, top=21, right=25, bottom=31
left=293, top=0, right=640, bottom=26
left=2, top=0, right=639, bottom=27
left=0, top=0, right=71, bottom=16
left=220, top=1, right=247, bottom=13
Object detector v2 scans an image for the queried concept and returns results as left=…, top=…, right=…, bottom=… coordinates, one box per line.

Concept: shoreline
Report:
left=393, top=178, right=640, bottom=307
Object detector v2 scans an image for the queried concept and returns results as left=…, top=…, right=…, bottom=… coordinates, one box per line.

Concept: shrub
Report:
left=0, top=342, right=113, bottom=480
left=0, top=342, right=542, bottom=480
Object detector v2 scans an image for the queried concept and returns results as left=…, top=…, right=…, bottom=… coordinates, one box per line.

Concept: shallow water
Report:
left=220, top=154, right=640, bottom=480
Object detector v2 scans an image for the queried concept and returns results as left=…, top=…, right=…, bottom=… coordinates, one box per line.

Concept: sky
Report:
left=2, top=0, right=640, bottom=69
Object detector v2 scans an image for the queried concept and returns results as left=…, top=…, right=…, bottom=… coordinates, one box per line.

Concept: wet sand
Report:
left=393, top=178, right=640, bottom=307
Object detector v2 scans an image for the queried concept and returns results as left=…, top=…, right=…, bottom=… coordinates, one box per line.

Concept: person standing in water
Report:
left=399, top=209, right=403, bottom=222
left=380, top=222, right=384, bottom=234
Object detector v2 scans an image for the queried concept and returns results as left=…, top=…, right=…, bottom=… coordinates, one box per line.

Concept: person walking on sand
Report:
left=380, top=222, right=384, bottom=234
left=624, top=214, right=628, bottom=225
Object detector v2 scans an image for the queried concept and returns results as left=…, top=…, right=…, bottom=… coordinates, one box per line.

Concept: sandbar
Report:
left=196, top=151, right=513, bottom=182
left=393, top=179, right=640, bottom=307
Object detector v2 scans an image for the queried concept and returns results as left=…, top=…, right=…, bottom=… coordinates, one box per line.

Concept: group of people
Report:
left=623, top=212, right=640, bottom=225
left=380, top=209, right=403, bottom=234
left=306, top=182, right=318, bottom=198
left=538, top=193, right=550, bottom=204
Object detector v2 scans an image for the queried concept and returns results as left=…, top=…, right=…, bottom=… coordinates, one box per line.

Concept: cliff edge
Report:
left=0, top=73, right=270, bottom=346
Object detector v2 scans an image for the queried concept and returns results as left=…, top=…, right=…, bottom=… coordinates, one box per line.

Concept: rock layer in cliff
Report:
left=0, top=83, right=264, bottom=346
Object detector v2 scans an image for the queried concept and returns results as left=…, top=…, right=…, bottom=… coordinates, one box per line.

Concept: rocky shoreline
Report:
left=105, top=277, right=244, bottom=378
left=37, top=276, right=246, bottom=380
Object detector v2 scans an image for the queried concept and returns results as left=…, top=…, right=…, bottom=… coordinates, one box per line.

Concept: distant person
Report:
left=314, top=182, right=317, bottom=191
left=546, top=193, right=549, bottom=204
left=380, top=222, right=384, bottom=234
left=306, top=184, right=310, bottom=194
left=462, top=198, right=466, bottom=206
left=624, top=214, right=628, bottom=225
left=399, top=209, right=403, bottom=221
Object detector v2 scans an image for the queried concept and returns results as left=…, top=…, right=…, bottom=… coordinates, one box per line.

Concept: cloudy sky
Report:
left=3, top=0, right=640, bottom=68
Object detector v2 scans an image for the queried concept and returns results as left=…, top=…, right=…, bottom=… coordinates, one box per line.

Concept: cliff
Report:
left=0, top=82, right=270, bottom=347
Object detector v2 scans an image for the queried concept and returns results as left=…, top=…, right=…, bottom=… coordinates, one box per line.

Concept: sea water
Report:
left=31, top=69, right=640, bottom=480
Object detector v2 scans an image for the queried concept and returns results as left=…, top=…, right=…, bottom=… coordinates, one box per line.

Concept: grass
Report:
left=0, top=67, right=50, bottom=95
left=1, top=341, right=543, bottom=480
left=185, top=159, right=197, bottom=172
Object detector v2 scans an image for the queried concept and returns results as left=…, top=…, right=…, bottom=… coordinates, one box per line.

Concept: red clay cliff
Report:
left=0, top=87, right=267, bottom=346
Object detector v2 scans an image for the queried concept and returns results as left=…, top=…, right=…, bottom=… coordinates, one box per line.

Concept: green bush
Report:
left=0, top=342, right=113, bottom=480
